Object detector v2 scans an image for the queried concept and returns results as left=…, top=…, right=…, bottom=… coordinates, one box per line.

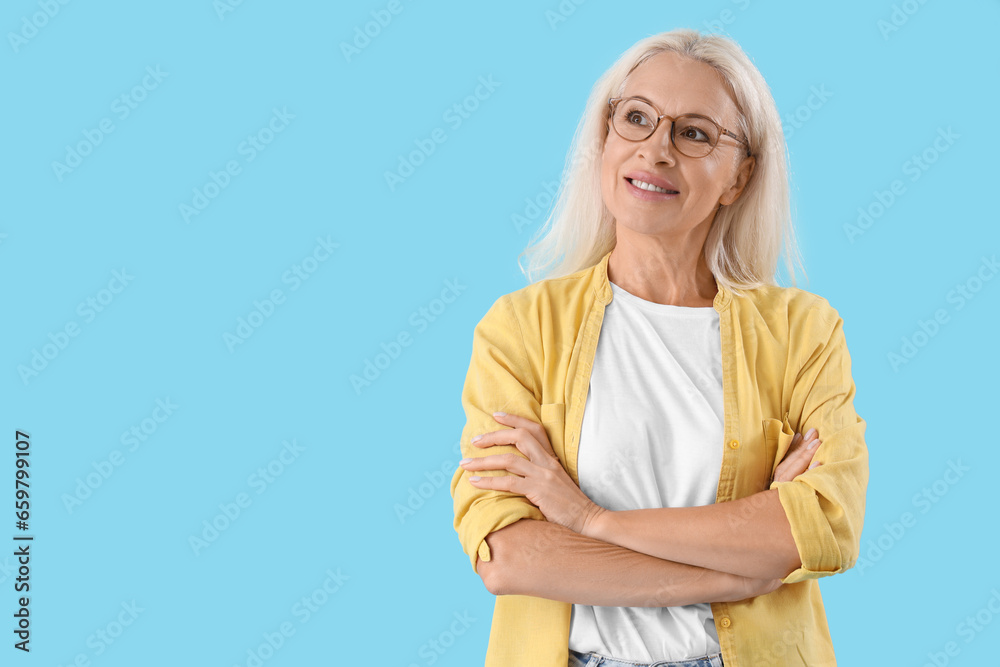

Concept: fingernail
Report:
left=471, top=435, right=482, bottom=443
left=805, top=428, right=817, bottom=440
left=808, top=439, right=819, bottom=449
left=493, top=411, right=507, bottom=417
left=459, top=458, right=471, bottom=465
left=809, top=461, right=822, bottom=469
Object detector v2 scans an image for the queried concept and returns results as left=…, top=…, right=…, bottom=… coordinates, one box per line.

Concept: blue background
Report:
left=3, top=1, right=998, bottom=664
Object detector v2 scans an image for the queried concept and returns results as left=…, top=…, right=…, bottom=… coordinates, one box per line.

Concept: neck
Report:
left=607, top=234, right=718, bottom=308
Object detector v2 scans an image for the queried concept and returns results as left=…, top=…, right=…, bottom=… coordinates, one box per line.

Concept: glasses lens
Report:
left=673, top=115, right=720, bottom=157
left=612, top=100, right=723, bottom=157
left=612, top=99, right=657, bottom=141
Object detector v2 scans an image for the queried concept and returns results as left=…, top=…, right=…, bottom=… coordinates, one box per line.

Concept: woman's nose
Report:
left=639, top=123, right=678, bottom=164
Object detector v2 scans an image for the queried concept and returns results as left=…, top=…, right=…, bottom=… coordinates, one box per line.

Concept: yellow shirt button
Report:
left=720, top=617, right=731, bottom=628
left=729, top=440, right=740, bottom=449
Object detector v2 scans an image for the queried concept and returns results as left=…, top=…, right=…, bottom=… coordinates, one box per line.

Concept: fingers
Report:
left=465, top=412, right=555, bottom=463
left=460, top=452, right=532, bottom=477
left=788, top=434, right=823, bottom=471
left=790, top=436, right=822, bottom=460
left=773, top=430, right=824, bottom=483
left=791, top=428, right=818, bottom=450
left=463, top=469, right=523, bottom=493
left=493, top=411, right=552, bottom=448
left=461, top=411, right=559, bottom=488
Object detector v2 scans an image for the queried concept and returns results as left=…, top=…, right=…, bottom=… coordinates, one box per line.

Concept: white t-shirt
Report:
left=568, top=280, right=725, bottom=663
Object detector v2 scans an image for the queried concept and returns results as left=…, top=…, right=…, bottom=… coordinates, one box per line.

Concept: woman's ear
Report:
left=720, top=154, right=755, bottom=206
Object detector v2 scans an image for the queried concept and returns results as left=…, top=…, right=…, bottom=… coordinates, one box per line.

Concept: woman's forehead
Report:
left=622, top=53, right=737, bottom=121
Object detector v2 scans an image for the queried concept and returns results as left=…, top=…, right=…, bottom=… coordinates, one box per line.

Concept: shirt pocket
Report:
left=762, top=412, right=796, bottom=483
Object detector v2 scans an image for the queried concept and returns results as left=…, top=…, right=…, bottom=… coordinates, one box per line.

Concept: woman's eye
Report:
left=681, top=127, right=709, bottom=141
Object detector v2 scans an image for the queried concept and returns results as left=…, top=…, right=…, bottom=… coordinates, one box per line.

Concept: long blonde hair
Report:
left=517, top=28, right=805, bottom=297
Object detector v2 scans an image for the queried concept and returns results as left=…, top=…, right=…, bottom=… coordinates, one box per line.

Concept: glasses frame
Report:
left=608, top=96, right=752, bottom=158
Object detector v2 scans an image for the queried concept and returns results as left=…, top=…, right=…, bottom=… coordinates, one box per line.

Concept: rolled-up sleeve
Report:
left=450, top=294, right=546, bottom=577
left=770, top=309, right=869, bottom=584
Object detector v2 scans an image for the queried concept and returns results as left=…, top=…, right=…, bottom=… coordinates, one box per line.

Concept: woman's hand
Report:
left=459, top=412, right=605, bottom=534
left=772, top=428, right=824, bottom=484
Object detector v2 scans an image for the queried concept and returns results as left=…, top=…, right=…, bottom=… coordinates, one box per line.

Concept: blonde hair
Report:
left=517, top=28, right=805, bottom=297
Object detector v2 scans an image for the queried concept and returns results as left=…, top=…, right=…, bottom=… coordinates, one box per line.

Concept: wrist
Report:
left=580, top=504, right=611, bottom=539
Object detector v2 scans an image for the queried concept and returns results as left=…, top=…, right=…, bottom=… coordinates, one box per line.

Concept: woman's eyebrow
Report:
left=626, top=93, right=722, bottom=124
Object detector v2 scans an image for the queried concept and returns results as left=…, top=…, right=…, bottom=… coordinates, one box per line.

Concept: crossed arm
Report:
left=479, top=488, right=800, bottom=605
left=582, top=487, right=801, bottom=580
left=467, top=418, right=822, bottom=604
left=479, top=517, right=749, bottom=606
left=454, top=296, right=867, bottom=605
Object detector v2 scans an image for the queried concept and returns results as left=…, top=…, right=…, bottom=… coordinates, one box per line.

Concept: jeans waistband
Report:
left=569, top=647, right=724, bottom=667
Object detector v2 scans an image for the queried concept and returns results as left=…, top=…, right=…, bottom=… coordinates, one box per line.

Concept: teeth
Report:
left=630, top=178, right=675, bottom=194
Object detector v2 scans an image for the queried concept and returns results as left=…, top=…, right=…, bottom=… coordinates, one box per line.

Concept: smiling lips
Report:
left=625, top=178, right=679, bottom=201
left=624, top=171, right=679, bottom=196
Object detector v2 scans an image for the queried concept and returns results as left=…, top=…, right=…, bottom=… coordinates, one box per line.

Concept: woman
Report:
left=450, top=28, right=869, bottom=667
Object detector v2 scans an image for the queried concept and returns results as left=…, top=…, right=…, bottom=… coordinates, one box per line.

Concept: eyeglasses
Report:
left=608, top=97, right=751, bottom=158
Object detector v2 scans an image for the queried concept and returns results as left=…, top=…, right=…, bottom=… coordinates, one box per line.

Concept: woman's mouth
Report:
left=625, top=177, right=679, bottom=198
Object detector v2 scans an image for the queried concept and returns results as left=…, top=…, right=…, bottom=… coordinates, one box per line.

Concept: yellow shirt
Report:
left=450, top=247, right=869, bottom=667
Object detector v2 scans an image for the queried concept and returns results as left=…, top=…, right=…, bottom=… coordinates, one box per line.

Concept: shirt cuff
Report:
left=770, top=478, right=854, bottom=584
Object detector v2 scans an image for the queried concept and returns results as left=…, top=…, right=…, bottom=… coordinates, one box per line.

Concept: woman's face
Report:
left=601, top=51, right=755, bottom=238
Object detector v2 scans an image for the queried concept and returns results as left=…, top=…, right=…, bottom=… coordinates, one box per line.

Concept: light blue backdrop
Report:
left=3, top=1, right=998, bottom=665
